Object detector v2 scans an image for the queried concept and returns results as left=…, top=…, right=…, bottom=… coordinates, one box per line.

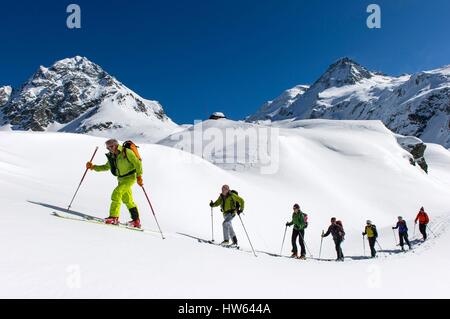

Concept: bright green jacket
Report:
left=212, top=192, right=245, bottom=215
left=94, top=145, right=143, bottom=179
left=287, top=212, right=308, bottom=230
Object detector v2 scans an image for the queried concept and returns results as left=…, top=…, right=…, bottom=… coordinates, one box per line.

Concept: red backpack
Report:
left=336, top=220, right=345, bottom=238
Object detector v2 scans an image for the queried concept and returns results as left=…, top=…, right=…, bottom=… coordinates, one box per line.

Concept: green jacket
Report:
left=212, top=192, right=245, bottom=215
left=94, top=145, right=143, bottom=179
left=287, top=212, right=308, bottom=230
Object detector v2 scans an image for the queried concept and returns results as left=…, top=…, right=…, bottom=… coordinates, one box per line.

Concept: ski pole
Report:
left=238, top=214, right=257, bottom=257
left=392, top=228, right=398, bottom=246
left=67, top=146, right=99, bottom=212
left=376, top=240, right=387, bottom=258
left=142, top=186, right=165, bottom=240
left=211, top=207, right=215, bottom=242
left=298, top=229, right=313, bottom=258
left=363, top=234, right=366, bottom=257
left=426, top=223, right=437, bottom=238
left=280, top=225, right=288, bottom=256
left=319, top=230, right=324, bottom=260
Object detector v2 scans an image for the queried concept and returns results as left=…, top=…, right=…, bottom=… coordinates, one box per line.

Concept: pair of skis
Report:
left=197, top=238, right=240, bottom=250
left=52, top=211, right=156, bottom=233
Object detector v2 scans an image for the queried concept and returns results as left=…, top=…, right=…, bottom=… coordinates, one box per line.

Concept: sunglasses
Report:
left=106, top=145, right=116, bottom=149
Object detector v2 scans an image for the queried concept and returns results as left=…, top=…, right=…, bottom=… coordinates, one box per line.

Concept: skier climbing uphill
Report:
left=286, top=204, right=308, bottom=259
left=393, top=216, right=411, bottom=250
left=86, top=139, right=144, bottom=228
left=415, top=207, right=430, bottom=241
left=209, top=185, right=245, bottom=246
left=362, top=220, right=378, bottom=258
left=322, top=217, right=345, bottom=261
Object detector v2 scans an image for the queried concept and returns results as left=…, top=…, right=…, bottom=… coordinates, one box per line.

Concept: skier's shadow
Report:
left=345, top=255, right=371, bottom=260
left=378, top=239, right=424, bottom=254
left=28, top=201, right=98, bottom=220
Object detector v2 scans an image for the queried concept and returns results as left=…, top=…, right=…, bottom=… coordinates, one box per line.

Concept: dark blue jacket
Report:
left=393, top=220, right=408, bottom=234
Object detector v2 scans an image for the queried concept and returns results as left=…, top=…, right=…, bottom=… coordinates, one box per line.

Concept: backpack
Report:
left=122, top=140, right=142, bottom=161
left=336, top=220, right=345, bottom=238
left=302, top=213, right=309, bottom=229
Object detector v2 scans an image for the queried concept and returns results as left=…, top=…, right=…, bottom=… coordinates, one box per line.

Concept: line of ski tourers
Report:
left=82, top=140, right=434, bottom=262
left=209, top=185, right=432, bottom=261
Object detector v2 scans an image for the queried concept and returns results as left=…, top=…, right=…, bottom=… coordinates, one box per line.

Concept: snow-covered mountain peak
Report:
left=0, top=57, right=179, bottom=142
left=247, top=59, right=450, bottom=148
left=314, top=57, right=373, bottom=88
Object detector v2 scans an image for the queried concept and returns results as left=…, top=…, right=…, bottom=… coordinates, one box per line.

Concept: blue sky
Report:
left=1, top=0, right=449, bottom=124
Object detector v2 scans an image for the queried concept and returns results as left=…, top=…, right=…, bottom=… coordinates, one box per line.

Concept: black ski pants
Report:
left=291, top=228, right=306, bottom=257
left=334, top=238, right=344, bottom=260
left=419, top=224, right=427, bottom=241
left=368, top=237, right=377, bottom=257
left=399, top=232, right=411, bottom=248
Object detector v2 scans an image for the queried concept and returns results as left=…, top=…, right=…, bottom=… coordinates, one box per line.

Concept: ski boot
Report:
left=127, top=219, right=141, bottom=229
left=220, top=240, right=230, bottom=246
left=297, top=255, right=306, bottom=260
left=105, top=217, right=119, bottom=225
left=291, top=252, right=298, bottom=258
left=232, top=236, right=238, bottom=246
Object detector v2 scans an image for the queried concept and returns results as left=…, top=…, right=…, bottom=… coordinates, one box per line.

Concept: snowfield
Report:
left=1, top=119, right=450, bottom=298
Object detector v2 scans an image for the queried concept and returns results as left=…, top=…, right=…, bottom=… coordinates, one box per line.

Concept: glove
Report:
left=286, top=222, right=291, bottom=227
left=362, top=232, right=365, bottom=236
left=237, top=209, right=243, bottom=215
left=86, top=162, right=95, bottom=170
left=209, top=200, right=214, bottom=207
left=392, top=227, right=395, bottom=229
left=137, top=176, right=144, bottom=187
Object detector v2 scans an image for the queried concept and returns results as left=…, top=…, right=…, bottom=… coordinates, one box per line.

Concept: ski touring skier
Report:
left=393, top=216, right=411, bottom=251
left=415, top=207, right=430, bottom=241
left=286, top=204, right=308, bottom=260
left=209, top=185, right=245, bottom=247
left=322, top=217, right=345, bottom=261
left=362, top=220, right=378, bottom=258
left=86, top=139, right=144, bottom=228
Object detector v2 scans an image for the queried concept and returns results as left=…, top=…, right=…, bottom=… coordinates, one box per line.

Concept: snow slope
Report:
left=1, top=122, right=450, bottom=298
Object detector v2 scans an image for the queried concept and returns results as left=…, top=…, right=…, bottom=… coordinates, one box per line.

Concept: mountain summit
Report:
left=314, top=57, right=373, bottom=88
left=0, top=56, right=178, bottom=142
left=248, top=58, right=450, bottom=148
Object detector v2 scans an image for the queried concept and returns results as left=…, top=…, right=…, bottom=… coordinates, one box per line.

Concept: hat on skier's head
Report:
left=366, top=220, right=372, bottom=224
left=398, top=216, right=403, bottom=220
left=293, top=204, right=300, bottom=210
left=331, top=217, right=336, bottom=223
left=420, top=207, right=424, bottom=211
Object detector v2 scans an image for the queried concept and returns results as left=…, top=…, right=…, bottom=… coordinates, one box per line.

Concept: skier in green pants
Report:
left=86, top=139, right=144, bottom=228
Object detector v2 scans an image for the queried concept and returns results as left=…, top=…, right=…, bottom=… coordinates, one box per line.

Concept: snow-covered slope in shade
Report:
left=1, top=121, right=449, bottom=297
left=0, top=56, right=179, bottom=143
left=247, top=58, right=450, bottom=148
